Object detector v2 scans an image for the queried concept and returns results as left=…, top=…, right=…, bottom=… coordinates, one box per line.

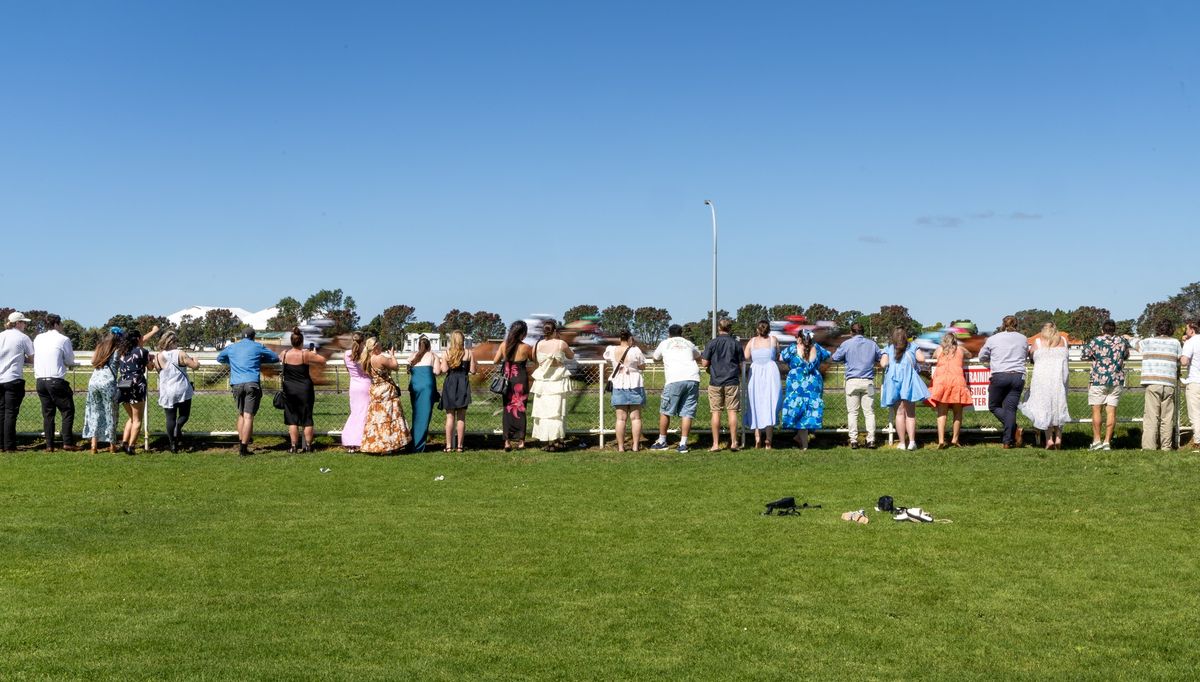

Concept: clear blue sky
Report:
left=2, top=1, right=1196, bottom=329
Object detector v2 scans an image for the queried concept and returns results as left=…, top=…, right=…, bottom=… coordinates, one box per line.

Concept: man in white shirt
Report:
left=33, top=314, right=77, bottom=451
left=0, top=312, right=36, bottom=452
left=650, top=324, right=701, bottom=453
left=1180, top=319, right=1200, bottom=452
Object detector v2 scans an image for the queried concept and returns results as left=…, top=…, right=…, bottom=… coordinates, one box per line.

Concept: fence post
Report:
left=143, top=399, right=149, bottom=450
left=597, top=361, right=605, bottom=449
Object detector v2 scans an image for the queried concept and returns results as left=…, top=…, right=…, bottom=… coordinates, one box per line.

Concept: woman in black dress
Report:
left=439, top=330, right=476, bottom=452
left=115, top=326, right=161, bottom=455
left=280, top=327, right=327, bottom=452
left=492, top=320, right=533, bottom=451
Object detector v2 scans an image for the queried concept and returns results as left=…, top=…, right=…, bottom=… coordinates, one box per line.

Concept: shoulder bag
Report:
left=604, top=345, right=633, bottom=393
left=272, top=349, right=289, bottom=410
left=489, top=345, right=511, bottom=395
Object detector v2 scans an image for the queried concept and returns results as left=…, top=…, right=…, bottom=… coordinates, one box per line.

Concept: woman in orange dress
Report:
left=929, top=332, right=973, bottom=448
left=358, top=337, right=412, bottom=454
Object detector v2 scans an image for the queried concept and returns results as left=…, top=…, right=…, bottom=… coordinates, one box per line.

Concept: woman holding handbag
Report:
left=492, top=320, right=535, bottom=451
left=155, top=330, right=200, bottom=453
left=604, top=329, right=646, bottom=452
left=280, top=327, right=327, bottom=453
left=115, top=326, right=160, bottom=455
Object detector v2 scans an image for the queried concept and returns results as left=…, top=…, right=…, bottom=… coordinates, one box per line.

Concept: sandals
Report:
left=841, top=510, right=870, bottom=524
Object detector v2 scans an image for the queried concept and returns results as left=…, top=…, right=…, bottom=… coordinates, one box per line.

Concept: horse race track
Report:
left=2, top=446, right=1197, bottom=680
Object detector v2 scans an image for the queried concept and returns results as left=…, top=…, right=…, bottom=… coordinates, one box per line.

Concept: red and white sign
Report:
left=967, top=365, right=992, bottom=411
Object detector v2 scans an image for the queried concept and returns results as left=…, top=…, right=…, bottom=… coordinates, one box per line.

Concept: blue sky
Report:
left=2, top=1, right=1196, bottom=329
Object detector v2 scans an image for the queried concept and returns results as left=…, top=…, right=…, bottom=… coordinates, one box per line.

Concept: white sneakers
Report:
left=896, top=441, right=918, bottom=450
left=1089, top=441, right=1112, bottom=451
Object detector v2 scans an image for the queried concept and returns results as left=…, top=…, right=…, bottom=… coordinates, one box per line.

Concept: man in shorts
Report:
left=650, top=324, right=701, bottom=453
left=700, top=318, right=742, bottom=451
left=216, top=328, right=279, bottom=456
left=1081, top=319, right=1130, bottom=450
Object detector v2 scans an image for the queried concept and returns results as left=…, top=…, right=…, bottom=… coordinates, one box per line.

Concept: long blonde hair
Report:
left=1039, top=322, right=1062, bottom=348
left=939, top=332, right=959, bottom=357
left=349, top=332, right=365, bottom=364
left=445, top=330, right=466, bottom=369
left=358, top=337, right=379, bottom=373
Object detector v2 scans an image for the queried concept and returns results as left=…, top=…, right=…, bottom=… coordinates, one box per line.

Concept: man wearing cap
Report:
left=216, top=327, right=279, bottom=456
left=0, top=312, right=36, bottom=451
left=33, top=313, right=78, bottom=451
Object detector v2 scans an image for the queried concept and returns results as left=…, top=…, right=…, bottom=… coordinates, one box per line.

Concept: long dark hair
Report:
left=92, top=333, right=119, bottom=368
left=503, top=320, right=528, bottom=362
left=290, top=327, right=304, bottom=349
left=756, top=320, right=770, bottom=338
left=409, top=336, right=431, bottom=368
left=799, top=331, right=815, bottom=359
left=117, top=329, right=142, bottom=357
left=890, top=327, right=909, bottom=358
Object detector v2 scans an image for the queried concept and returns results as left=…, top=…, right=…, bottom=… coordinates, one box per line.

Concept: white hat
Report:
left=7, top=311, right=31, bottom=324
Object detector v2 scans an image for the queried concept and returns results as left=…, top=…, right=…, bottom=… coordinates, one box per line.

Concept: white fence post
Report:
left=598, top=361, right=605, bottom=448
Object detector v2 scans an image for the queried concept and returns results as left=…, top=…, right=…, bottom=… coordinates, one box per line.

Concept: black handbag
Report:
left=604, top=345, right=633, bottom=393
left=273, top=349, right=291, bottom=410
left=489, top=361, right=509, bottom=395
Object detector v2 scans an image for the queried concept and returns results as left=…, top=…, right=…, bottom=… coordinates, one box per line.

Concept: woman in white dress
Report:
left=1019, top=322, right=1071, bottom=449
left=530, top=319, right=574, bottom=451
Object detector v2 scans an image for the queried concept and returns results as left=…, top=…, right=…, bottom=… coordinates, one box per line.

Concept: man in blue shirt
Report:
left=831, top=323, right=882, bottom=449
left=216, top=328, right=279, bottom=455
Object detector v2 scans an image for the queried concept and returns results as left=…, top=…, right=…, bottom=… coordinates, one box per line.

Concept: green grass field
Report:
left=2, top=446, right=1197, bottom=679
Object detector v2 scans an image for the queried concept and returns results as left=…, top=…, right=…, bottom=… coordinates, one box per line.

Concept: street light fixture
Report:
left=704, top=200, right=717, bottom=340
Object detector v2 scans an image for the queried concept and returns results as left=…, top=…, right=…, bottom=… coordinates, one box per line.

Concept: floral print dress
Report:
left=82, top=354, right=119, bottom=442
left=780, top=344, right=830, bottom=430
left=502, top=359, right=529, bottom=442
left=360, top=363, right=412, bottom=454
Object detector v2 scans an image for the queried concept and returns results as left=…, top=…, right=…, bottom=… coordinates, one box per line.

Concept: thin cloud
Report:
left=915, top=215, right=964, bottom=228
left=1008, top=211, right=1042, bottom=220
left=916, top=210, right=1042, bottom=227
left=970, top=211, right=996, bottom=219
left=858, top=235, right=887, bottom=244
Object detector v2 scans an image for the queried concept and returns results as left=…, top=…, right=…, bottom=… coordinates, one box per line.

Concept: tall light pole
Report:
left=704, top=200, right=717, bottom=340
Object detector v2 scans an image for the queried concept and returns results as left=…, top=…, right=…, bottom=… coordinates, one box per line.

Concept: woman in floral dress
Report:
left=82, top=331, right=121, bottom=453
left=780, top=331, right=830, bottom=450
left=492, top=320, right=535, bottom=451
left=358, top=337, right=411, bottom=454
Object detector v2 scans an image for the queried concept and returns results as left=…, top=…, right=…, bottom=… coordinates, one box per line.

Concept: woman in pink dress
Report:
left=341, top=332, right=370, bottom=452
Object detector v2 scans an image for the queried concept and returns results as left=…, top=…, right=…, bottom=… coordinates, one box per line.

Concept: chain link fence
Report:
left=12, top=357, right=1194, bottom=448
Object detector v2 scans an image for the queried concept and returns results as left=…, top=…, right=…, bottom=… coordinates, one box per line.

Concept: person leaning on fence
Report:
left=929, top=331, right=974, bottom=449
left=1081, top=318, right=1130, bottom=451
left=407, top=335, right=441, bottom=454
left=493, top=320, right=535, bottom=452
left=879, top=327, right=929, bottom=451
left=1018, top=323, right=1071, bottom=451
left=33, top=313, right=79, bottom=451
left=650, top=324, right=701, bottom=454
left=82, top=329, right=122, bottom=453
left=0, top=312, right=35, bottom=452
left=743, top=320, right=781, bottom=449
left=1181, top=320, right=1200, bottom=452
left=340, top=332, right=370, bottom=452
left=439, top=330, right=476, bottom=452
left=978, top=315, right=1028, bottom=449
left=830, top=322, right=881, bottom=449
left=700, top=318, right=742, bottom=452
left=359, top=337, right=412, bottom=454
left=216, top=327, right=280, bottom=456
left=114, top=326, right=161, bottom=456
left=604, top=329, right=646, bottom=452
left=280, top=327, right=327, bottom=453
left=1138, top=318, right=1181, bottom=451
left=781, top=330, right=831, bottom=451
left=156, top=330, right=200, bottom=453
left=531, top=320, right=574, bottom=452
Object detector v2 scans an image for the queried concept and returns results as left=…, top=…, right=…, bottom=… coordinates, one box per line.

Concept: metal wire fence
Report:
left=11, top=357, right=1195, bottom=448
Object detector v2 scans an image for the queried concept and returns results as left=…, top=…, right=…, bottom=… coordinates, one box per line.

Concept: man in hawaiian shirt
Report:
left=1080, top=319, right=1131, bottom=450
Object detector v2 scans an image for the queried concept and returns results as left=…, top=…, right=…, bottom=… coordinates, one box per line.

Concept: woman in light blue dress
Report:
left=743, top=321, right=781, bottom=449
left=880, top=327, right=930, bottom=450
left=780, top=331, right=831, bottom=450
left=82, top=331, right=121, bottom=453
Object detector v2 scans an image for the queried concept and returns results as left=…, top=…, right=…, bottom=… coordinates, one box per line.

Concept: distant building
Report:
left=166, top=305, right=278, bottom=330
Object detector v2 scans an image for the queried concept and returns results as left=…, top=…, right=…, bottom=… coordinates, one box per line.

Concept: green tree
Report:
left=202, top=308, right=242, bottom=349
left=177, top=315, right=206, bottom=350
left=438, top=309, right=475, bottom=335
left=61, top=319, right=86, bottom=349
left=267, top=297, right=303, bottom=330
left=470, top=311, right=505, bottom=340
left=1065, top=306, right=1111, bottom=340
left=631, top=307, right=671, bottom=343
left=408, top=321, right=437, bottom=335
left=375, top=305, right=417, bottom=349
left=680, top=321, right=710, bottom=349
left=301, top=289, right=358, bottom=335
left=835, top=309, right=863, bottom=331
left=769, top=304, right=805, bottom=320
left=104, top=314, right=137, bottom=332
left=868, top=305, right=919, bottom=340
left=598, top=305, right=635, bottom=336
left=132, top=314, right=171, bottom=335
left=80, top=326, right=107, bottom=351
left=20, top=310, right=53, bottom=338
left=1116, top=319, right=1136, bottom=336
left=805, top=303, right=839, bottom=323
left=562, top=304, right=600, bottom=323
left=1012, top=308, right=1054, bottom=337
left=1137, top=300, right=1183, bottom=337
left=734, top=303, right=769, bottom=338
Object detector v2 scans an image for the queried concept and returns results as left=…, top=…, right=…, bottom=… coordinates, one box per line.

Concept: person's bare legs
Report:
left=709, top=409, right=722, bottom=451
left=287, top=425, right=300, bottom=449
left=455, top=410, right=466, bottom=450
left=726, top=410, right=739, bottom=450
left=951, top=405, right=963, bottom=445
left=1105, top=405, right=1117, bottom=444
left=303, top=426, right=315, bottom=450
left=679, top=417, right=692, bottom=445
left=797, top=428, right=809, bottom=449
left=903, top=402, right=917, bottom=446
left=630, top=407, right=642, bottom=451
left=763, top=425, right=772, bottom=450
left=1091, top=405, right=1102, bottom=445
left=936, top=404, right=949, bottom=445
left=123, top=402, right=142, bottom=451
left=754, top=427, right=763, bottom=448
left=444, top=411, right=455, bottom=450
left=615, top=406, right=628, bottom=451
left=658, top=414, right=670, bottom=442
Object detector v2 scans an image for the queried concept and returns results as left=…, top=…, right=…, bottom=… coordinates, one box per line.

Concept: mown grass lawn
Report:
left=2, top=446, right=1197, bottom=680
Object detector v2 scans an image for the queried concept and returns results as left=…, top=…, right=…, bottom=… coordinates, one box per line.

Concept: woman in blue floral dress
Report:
left=780, top=332, right=830, bottom=450
left=82, top=330, right=121, bottom=453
